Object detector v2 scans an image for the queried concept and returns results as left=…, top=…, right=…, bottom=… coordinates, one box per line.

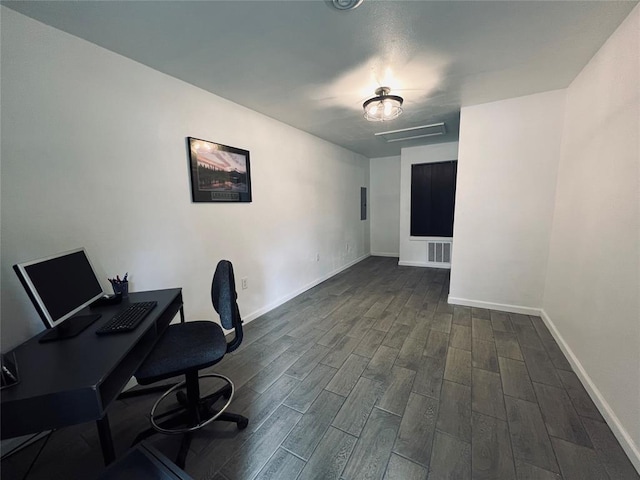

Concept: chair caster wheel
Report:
left=238, top=418, right=249, bottom=430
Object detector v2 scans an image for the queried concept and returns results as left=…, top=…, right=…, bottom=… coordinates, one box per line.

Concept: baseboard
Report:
left=398, top=260, right=451, bottom=269
left=540, top=309, right=640, bottom=474
left=447, top=296, right=541, bottom=316
left=242, top=254, right=371, bottom=324
left=370, top=252, right=399, bottom=258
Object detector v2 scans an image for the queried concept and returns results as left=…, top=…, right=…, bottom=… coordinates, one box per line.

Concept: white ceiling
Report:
left=4, top=0, right=637, bottom=158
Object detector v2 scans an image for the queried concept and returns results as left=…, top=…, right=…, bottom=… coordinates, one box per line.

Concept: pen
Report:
left=108, top=274, right=128, bottom=285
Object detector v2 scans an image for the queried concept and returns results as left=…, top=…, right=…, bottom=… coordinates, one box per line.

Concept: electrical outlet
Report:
left=241, top=277, right=248, bottom=289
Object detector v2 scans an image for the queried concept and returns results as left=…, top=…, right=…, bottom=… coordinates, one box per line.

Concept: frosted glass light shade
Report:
left=363, top=87, right=403, bottom=122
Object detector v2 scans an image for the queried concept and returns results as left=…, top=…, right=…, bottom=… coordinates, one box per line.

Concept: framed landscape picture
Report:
left=187, top=137, right=252, bottom=203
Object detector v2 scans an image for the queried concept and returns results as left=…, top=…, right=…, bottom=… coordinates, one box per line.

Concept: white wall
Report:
left=449, top=90, right=565, bottom=313
left=543, top=3, right=640, bottom=467
left=369, top=155, right=400, bottom=257
left=0, top=8, right=370, bottom=351
left=399, top=142, right=459, bottom=267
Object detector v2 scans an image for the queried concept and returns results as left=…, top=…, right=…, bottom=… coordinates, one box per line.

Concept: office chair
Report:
left=132, top=260, right=248, bottom=468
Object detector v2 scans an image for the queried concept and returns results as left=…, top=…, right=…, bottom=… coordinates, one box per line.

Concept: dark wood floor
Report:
left=2, top=257, right=638, bottom=480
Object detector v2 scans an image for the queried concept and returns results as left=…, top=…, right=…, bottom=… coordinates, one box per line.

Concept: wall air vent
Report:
left=375, top=122, right=446, bottom=143
left=428, top=241, right=452, bottom=266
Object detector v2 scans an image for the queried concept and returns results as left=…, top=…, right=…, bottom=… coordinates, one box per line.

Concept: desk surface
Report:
left=1, top=288, right=183, bottom=439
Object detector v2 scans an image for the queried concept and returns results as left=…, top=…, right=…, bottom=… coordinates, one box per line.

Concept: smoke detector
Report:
left=332, top=0, right=364, bottom=11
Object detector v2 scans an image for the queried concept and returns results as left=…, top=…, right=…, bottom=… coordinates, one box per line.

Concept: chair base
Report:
left=132, top=372, right=248, bottom=468
left=150, top=373, right=239, bottom=434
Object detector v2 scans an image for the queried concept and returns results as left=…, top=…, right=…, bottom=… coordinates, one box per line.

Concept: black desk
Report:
left=0, top=289, right=183, bottom=465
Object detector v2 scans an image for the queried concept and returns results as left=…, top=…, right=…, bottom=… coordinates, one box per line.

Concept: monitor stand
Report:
left=39, top=314, right=102, bottom=343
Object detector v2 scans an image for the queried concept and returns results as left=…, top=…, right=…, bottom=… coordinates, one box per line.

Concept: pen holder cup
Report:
left=113, top=281, right=129, bottom=298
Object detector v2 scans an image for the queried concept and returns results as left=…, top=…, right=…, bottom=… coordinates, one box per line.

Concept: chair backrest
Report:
left=211, top=260, right=243, bottom=353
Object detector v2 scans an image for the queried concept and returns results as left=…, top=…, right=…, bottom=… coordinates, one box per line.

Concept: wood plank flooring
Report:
left=2, top=257, right=638, bottom=480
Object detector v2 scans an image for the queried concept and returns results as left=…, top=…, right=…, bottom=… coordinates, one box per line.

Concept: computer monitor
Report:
left=13, top=248, right=105, bottom=342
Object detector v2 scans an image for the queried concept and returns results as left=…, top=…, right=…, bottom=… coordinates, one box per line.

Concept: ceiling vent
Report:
left=375, top=122, right=447, bottom=143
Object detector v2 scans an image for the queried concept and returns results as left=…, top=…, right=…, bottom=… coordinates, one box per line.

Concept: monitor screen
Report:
left=14, top=248, right=105, bottom=329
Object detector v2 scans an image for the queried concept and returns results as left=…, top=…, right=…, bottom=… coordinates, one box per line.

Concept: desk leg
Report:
left=180, top=305, right=185, bottom=323
left=96, top=415, right=116, bottom=465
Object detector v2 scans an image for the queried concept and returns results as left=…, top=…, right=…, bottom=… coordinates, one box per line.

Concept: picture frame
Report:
left=187, top=137, right=252, bottom=203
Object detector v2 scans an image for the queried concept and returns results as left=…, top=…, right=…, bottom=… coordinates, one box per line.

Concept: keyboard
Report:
left=96, top=301, right=157, bottom=335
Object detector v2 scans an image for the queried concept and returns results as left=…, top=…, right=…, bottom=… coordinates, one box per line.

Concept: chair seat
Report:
left=136, top=321, right=227, bottom=385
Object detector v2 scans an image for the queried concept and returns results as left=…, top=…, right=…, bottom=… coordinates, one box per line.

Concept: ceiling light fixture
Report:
left=363, top=87, right=404, bottom=122
left=331, top=0, right=364, bottom=11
